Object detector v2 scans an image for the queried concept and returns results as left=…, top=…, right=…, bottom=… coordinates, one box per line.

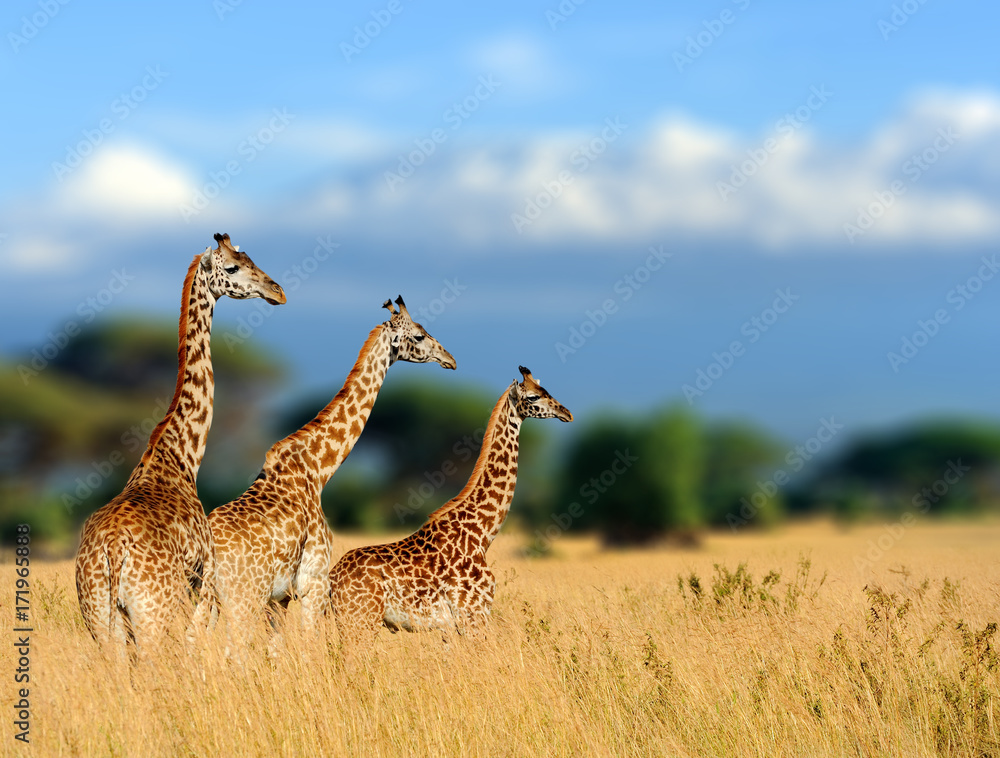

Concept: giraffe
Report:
left=329, top=365, right=572, bottom=644
left=197, top=296, right=456, bottom=648
left=74, top=233, right=286, bottom=653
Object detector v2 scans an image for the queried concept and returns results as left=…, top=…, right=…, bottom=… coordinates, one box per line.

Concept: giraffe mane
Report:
left=305, top=324, right=386, bottom=431
left=426, top=383, right=515, bottom=523
left=141, top=253, right=203, bottom=461
left=264, top=323, right=388, bottom=467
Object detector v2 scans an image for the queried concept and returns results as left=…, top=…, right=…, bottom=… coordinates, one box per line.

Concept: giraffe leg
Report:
left=456, top=565, right=495, bottom=641
left=218, top=587, right=268, bottom=661
left=75, top=542, right=111, bottom=645
left=189, top=549, right=226, bottom=655
left=122, top=555, right=192, bottom=657
left=77, top=538, right=136, bottom=661
left=266, top=596, right=292, bottom=659
left=191, top=544, right=218, bottom=637
left=189, top=594, right=215, bottom=647
left=125, top=593, right=170, bottom=656
left=206, top=548, right=248, bottom=655
left=298, top=528, right=334, bottom=634
left=298, top=570, right=332, bottom=635
left=188, top=555, right=218, bottom=647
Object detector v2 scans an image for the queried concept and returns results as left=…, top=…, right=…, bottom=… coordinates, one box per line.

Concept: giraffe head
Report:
left=382, top=295, right=457, bottom=369
left=511, top=366, right=573, bottom=422
left=200, top=233, right=287, bottom=305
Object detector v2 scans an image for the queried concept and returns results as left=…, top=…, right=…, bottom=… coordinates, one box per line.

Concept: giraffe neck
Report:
left=132, top=254, right=217, bottom=489
left=427, top=386, right=521, bottom=551
left=259, top=325, right=394, bottom=496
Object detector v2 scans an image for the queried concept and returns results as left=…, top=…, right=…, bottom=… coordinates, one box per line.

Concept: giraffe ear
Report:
left=200, top=249, right=213, bottom=270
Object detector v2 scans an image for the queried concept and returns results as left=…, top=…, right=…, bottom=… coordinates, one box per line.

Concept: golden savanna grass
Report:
left=3, top=520, right=999, bottom=757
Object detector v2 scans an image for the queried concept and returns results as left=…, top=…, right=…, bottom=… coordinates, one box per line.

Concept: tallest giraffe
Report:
left=75, top=233, right=286, bottom=652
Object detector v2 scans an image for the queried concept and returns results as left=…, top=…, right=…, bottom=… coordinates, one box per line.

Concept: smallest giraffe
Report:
left=329, top=366, right=572, bottom=645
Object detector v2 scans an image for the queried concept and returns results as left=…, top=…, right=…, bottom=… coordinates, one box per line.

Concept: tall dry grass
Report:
left=3, top=520, right=998, bottom=757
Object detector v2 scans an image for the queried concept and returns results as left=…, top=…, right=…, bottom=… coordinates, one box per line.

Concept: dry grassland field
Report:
left=3, top=520, right=999, bottom=757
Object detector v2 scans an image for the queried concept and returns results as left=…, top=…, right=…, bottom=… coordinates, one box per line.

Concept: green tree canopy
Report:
left=794, top=420, right=1000, bottom=517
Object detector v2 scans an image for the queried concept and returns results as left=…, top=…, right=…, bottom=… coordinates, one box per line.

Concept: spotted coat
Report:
left=329, top=366, right=572, bottom=644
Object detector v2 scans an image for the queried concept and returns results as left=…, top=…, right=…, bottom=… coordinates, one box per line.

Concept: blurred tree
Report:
left=554, top=414, right=647, bottom=537
left=793, top=420, right=1000, bottom=518
left=642, top=407, right=705, bottom=535
left=555, top=409, right=703, bottom=545
left=45, top=317, right=282, bottom=390
left=702, top=422, right=786, bottom=529
left=0, top=360, right=149, bottom=483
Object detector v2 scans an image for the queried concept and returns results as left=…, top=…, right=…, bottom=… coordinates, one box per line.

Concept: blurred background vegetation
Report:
left=3, top=317, right=999, bottom=555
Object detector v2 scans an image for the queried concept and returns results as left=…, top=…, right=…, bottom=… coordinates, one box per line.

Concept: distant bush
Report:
left=790, top=420, right=1000, bottom=519
left=553, top=408, right=784, bottom=545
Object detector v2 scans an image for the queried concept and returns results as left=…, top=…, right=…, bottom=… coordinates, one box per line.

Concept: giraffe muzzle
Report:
left=263, top=281, right=287, bottom=306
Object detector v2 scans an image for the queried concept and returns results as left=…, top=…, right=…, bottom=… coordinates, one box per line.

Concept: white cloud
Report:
left=906, top=89, right=1000, bottom=137
left=308, top=88, right=1000, bottom=250
left=56, top=145, right=196, bottom=221
left=3, top=236, right=78, bottom=273
left=1, top=145, right=213, bottom=272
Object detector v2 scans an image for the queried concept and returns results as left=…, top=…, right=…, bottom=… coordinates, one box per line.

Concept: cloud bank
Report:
left=4, top=89, right=999, bottom=273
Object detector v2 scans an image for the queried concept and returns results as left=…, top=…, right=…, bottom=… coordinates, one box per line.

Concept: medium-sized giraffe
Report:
left=329, top=366, right=572, bottom=644
left=75, top=234, right=286, bottom=653
left=198, top=296, right=456, bottom=647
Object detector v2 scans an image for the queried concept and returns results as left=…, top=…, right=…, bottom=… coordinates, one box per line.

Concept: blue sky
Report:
left=2, top=0, right=999, bottom=446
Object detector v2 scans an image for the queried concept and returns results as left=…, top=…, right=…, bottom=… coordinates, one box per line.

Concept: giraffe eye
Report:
left=224, top=264, right=240, bottom=275
left=526, top=394, right=540, bottom=402
left=413, top=334, right=425, bottom=342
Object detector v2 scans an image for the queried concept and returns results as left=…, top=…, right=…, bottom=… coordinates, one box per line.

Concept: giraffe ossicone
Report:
left=198, top=294, right=456, bottom=649
left=74, top=234, right=285, bottom=654
left=329, top=365, right=572, bottom=644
